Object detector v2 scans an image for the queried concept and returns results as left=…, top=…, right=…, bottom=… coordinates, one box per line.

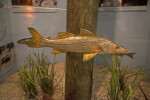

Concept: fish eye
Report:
left=116, top=46, right=120, bottom=49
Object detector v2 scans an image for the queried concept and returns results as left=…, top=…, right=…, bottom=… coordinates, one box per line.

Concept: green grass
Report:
left=33, top=53, right=61, bottom=96
left=99, top=55, right=148, bottom=100
left=18, top=51, right=62, bottom=99
left=18, top=65, right=38, bottom=99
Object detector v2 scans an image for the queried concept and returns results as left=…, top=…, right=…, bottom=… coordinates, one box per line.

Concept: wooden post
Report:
left=65, top=0, right=99, bottom=100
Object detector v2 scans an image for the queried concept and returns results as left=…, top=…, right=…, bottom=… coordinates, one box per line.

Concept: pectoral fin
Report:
left=52, top=48, right=65, bottom=54
left=83, top=53, right=97, bottom=62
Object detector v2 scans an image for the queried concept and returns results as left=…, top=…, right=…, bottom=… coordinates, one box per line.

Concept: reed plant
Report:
left=18, top=51, right=62, bottom=99
left=100, top=55, right=148, bottom=100
left=32, top=53, right=60, bottom=96
left=18, top=65, right=38, bottom=100
left=27, top=52, right=62, bottom=97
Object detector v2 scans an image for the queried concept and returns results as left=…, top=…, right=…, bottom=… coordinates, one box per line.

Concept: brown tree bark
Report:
left=65, top=0, right=99, bottom=100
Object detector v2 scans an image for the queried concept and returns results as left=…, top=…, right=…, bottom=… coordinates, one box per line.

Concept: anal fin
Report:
left=52, top=48, right=65, bottom=54
left=83, top=53, right=97, bottom=62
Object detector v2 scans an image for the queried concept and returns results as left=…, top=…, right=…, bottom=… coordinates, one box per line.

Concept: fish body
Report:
left=18, top=27, right=135, bottom=61
left=44, top=35, right=103, bottom=53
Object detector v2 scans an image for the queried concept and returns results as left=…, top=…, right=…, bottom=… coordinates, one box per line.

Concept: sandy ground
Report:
left=0, top=62, right=150, bottom=100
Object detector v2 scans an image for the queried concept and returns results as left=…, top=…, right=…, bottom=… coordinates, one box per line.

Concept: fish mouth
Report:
left=116, top=50, right=128, bottom=53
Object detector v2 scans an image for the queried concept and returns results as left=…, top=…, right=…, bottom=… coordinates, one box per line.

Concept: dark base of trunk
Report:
left=43, top=94, right=54, bottom=100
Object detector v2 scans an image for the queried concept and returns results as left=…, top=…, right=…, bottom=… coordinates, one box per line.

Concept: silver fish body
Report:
left=42, top=35, right=105, bottom=53
left=18, top=27, right=135, bottom=61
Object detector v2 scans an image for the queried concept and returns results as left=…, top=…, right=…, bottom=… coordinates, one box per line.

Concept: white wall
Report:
left=95, top=11, right=149, bottom=66
left=95, top=3, right=150, bottom=75
left=0, top=0, right=16, bottom=83
left=0, top=0, right=13, bottom=46
left=10, top=0, right=67, bottom=67
left=9, top=0, right=150, bottom=75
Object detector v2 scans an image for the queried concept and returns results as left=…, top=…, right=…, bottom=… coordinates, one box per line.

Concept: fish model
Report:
left=18, top=27, right=135, bottom=61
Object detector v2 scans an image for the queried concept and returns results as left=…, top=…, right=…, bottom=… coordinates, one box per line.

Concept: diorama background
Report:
left=11, top=0, right=57, bottom=7
left=11, top=0, right=150, bottom=74
left=0, top=0, right=149, bottom=84
left=0, top=0, right=16, bottom=83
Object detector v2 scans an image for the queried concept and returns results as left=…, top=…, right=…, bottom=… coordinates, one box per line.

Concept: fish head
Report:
left=100, top=41, right=135, bottom=59
left=101, top=41, right=128, bottom=54
left=110, top=43, right=128, bottom=53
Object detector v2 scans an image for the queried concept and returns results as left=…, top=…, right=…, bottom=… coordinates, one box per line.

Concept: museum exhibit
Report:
left=0, top=0, right=150, bottom=100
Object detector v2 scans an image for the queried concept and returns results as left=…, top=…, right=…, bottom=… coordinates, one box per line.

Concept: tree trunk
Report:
left=65, top=0, right=99, bottom=100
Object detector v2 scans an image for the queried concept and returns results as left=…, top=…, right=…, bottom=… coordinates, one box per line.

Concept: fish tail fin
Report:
left=27, top=27, right=46, bottom=48
left=28, top=27, right=44, bottom=41
left=18, top=27, right=46, bottom=48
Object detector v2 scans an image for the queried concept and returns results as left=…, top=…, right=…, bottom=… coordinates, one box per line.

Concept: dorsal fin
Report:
left=27, top=27, right=44, bottom=40
left=56, top=32, right=74, bottom=39
left=80, top=28, right=94, bottom=35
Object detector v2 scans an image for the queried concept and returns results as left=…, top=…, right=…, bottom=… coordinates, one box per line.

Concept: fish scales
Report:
left=43, top=35, right=105, bottom=52
left=17, top=27, right=135, bottom=61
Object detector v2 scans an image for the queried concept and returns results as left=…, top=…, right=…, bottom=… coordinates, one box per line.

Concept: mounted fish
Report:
left=18, top=27, right=135, bottom=62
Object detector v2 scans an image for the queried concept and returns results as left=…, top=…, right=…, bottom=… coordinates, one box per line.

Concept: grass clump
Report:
left=18, top=51, right=62, bottom=99
left=18, top=65, right=38, bottom=99
left=31, top=53, right=60, bottom=96
left=99, top=55, right=149, bottom=100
